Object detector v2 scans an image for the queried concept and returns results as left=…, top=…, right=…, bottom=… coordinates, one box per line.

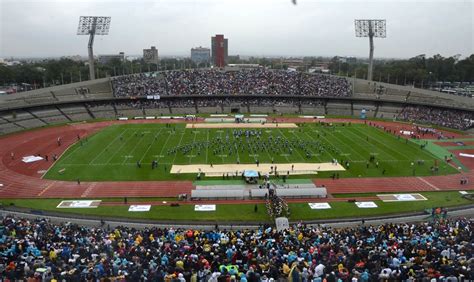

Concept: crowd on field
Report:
left=0, top=215, right=472, bottom=281
left=111, top=70, right=352, bottom=98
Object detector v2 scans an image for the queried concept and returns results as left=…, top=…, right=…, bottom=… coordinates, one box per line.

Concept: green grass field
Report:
left=44, top=122, right=458, bottom=181
left=1, top=191, right=471, bottom=222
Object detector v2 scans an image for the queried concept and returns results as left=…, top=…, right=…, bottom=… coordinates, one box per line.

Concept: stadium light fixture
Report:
left=77, top=16, right=111, bottom=80
left=355, top=19, right=386, bottom=81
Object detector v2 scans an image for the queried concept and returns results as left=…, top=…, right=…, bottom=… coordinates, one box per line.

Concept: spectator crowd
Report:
left=397, top=106, right=474, bottom=130
left=0, top=215, right=472, bottom=281
left=111, top=70, right=352, bottom=98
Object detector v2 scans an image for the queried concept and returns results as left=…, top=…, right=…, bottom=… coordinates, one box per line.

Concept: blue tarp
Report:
left=243, top=170, right=258, bottom=177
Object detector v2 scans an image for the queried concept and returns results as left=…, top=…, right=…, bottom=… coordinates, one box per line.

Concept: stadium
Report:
left=0, top=69, right=473, bottom=220
left=0, top=1, right=473, bottom=281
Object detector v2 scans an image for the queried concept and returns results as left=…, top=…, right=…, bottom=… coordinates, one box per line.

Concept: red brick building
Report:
left=211, top=34, right=228, bottom=68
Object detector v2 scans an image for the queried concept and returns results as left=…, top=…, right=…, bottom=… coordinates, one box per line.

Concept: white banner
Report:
left=308, top=203, right=331, bottom=209
left=128, top=205, right=151, bottom=212
left=22, top=156, right=43, bottom=163
left=300, top=116, right=325, bottom=119
left=275, top=217, right=290, bottom=232
left=394, top=194, right=416, bottom=201
left=459, top=153, right=474, bottom=158
left=400, top=130, right=413, bottom=136
left=355, top=201, right=378, bottom=208
left=118, top=117, right=128, bottom=121
left=145, top=116, right=156, bottom=120
left=57, top=200, right=102, bottom=208
left=195, top=205, right=216, bottom=211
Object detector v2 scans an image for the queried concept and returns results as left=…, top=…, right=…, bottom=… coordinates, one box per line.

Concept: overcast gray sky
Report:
left=0, top=0, right=473, bottom=58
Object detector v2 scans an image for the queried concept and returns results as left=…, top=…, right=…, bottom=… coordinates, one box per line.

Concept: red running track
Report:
left=0, top=121, right=194, bottom=198
left=0, top=119, right=471, bottom=199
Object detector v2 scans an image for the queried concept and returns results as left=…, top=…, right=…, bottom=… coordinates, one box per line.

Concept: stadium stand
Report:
left=57, top=104, right=93, bottom=121
left=29, top=107, right=70, bottom=124
left=111, top=70, right=353, bottom=98
left=0, top=71, right=472, bottom=135
left=397, top=105, right=473, bottom=130
left=86, top=102, right=118, bottom=119
left=352, top=78, right=472, bottom=111
left=0, top=215, right=472, bottom=281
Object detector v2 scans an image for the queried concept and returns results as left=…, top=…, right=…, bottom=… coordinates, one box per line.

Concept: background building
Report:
left=191, top=47, right=210, bottom=64
left=143, top=46, right=159, bottom=65
left=98, top=52, right=124, bottom=64
left=211, top=34, right=228, bottom=67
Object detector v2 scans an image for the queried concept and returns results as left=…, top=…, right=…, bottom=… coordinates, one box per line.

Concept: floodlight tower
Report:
left=77, top=16, right=111, bottom=80
left=355, top=19, right=386, bottom=81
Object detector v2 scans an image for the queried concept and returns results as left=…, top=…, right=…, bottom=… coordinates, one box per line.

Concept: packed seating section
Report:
left=0, top=215, right=472, bottom=281
left=0, top=71, right=472, bottom=134
left=111, top=70, right=352, bottom=98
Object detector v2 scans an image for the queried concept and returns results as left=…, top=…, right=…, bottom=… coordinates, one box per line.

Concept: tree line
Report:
left=329, top=54, right=474, bottom=87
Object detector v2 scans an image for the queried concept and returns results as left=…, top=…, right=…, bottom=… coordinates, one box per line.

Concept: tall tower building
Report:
left=211, top=34, right=228, bottom=68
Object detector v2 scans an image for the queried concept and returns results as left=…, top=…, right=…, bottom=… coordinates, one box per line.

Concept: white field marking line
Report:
left=43, top=132, right=91, bottom=178
left=368, top=125, right=431, bottom=160
left=319, top=127, right=365, bottom=160
left=139, top=128, right=164, bottom=163
left=345, top=126, right=377, bottom=152
left=350, top=159, right=421, bottom=163
left=350, top=127, right=404, bottom=160
left=205, top=130, right=210, bottom=164
left=58, top=130, right=99, bottom=164
left=56, top=145, right=82, bottom=164
left=104, top=129, right=138, bottom=164
left=417, top=177, right=440, bottom=191
left=341, top=128, right=394, bottom=160
left=278, top=128, right=306, bottom=162
left=264, top=130, right=283, bottom=162
left=288, top=129, right=320, bottom=162
left=59, top=127, right=112, bottom=164
left=271, top=129, right=290, bottom=163
left=234, top=142, right=240, bottom=164
left=247, top=130, right=272, bottom=163
left=55, top=160, right=416, bottom=166
left=328, top=127, right=370, bottom=160
left=304, top=130, right=337, bottom=161
left=259, top=137, right=276, bottom=164
left=307, top=126, right=345, bottom=160
left=89, top=128, right=129, bottom=165
left=217, top=131, right=225, bottom=164
left=171, top=128, right=186, bottom=164
left=189, top=129, right=198, bottom=164
left=88, top=128, right=128, bottom=165
left=123, top=130, right=152, bottom=164
left=305, top=129, right=338, bottom=161
left=155, top=130, right=173, bottom=161
left=247, top=138, right=260, bottom=162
